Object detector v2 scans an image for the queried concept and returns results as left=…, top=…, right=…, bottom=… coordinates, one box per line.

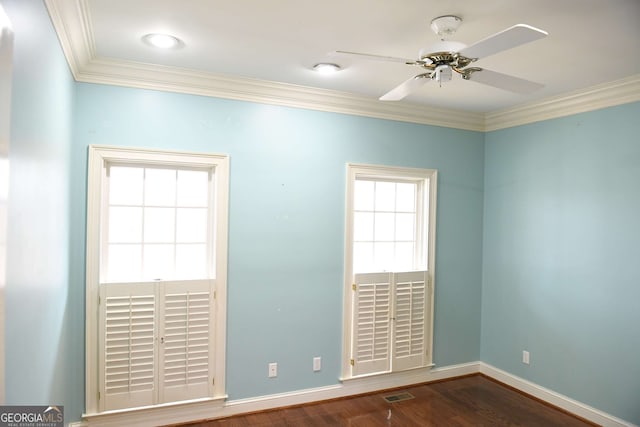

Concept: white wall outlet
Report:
left=268, top=362, right=277, bottom=378
left=522, top=350, right=530, bottom=365
left=313, top=356, right=321, bottom=372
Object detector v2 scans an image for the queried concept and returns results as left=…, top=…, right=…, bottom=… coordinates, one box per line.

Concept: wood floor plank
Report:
left=171, top=374, right=597, bottom=427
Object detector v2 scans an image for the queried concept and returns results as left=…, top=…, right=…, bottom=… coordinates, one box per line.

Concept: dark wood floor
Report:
left=174, top=374, right=596, bottom=427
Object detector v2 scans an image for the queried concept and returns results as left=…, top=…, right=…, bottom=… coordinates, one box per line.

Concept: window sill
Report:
left=339, top=364, right=435, bottom=383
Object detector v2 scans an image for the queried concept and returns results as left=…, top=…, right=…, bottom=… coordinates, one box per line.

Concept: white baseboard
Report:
left=480, top=362, right=637, bottom=427
left=227, top=361, right=480, bottom=414
left=72, top=361, right=636, bottom=427
left=75, top=362, right=479, bottom=427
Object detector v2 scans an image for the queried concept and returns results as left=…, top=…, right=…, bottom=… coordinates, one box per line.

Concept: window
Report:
left=342, top=163, right=437, bottom=379
left=352, top=179, right=423, bottom=273
left=103, top=166, right=212, bottom=283
left=85, top=146, right=229, bottom=414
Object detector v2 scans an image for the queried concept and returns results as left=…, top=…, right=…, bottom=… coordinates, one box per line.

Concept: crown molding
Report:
left=44, top=0, right=94, bottom=78
left=484, top=74, right=640, bottom=131
left=45, top=0, right=640, bottom=133
left=76, top=56, right=486, bottom=131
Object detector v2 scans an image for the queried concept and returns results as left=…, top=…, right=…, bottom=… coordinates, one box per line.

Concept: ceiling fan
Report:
left=334, top=15, right=548, bottom=101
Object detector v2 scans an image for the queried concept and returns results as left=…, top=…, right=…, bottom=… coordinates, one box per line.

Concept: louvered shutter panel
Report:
left=351, top=272, right=392, bottom=377
left=99, top=283, right=157, bottom=411
left=159, top=281, right=213, bottom=403
left=392, top=271, right=428, bottom=371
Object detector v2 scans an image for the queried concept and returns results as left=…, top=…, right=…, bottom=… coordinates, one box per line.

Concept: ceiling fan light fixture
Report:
left=433, top=64, right=452, bottom=85
left=142, top=33, right=182, bottom=49
left=313, top=63, right=341, bottom=74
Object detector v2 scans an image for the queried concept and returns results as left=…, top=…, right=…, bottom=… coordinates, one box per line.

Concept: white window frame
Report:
left=341, top=163, right=437, bottom=380
left=85, top=145, right=229, bottom=415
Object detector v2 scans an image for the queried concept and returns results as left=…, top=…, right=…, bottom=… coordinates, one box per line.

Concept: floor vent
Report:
left=383, top=392, right=415, bottom=403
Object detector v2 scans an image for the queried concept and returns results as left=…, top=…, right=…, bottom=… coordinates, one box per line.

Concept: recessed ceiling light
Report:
left=313, top=63, right=341, bottom=74
left=142, top=33, right=182, bottom=49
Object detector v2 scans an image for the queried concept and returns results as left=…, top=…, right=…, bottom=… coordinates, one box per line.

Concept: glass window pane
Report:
left=374, top=212, right=395, bottom=241
left=143, top=207, right=175, bottom=243
left=177, top=170, right=209, bottom=207
left=396, top=183, right=416, bottom=212
left=176, top=208, right=208, bottom=243
left=145, top=168, right=176, bottom=206
left=354, top=180, right=374, bottom=211
left=107, top=244, right=141, bottom=282
left=374, top=181, right=396, bottom=212
left=176, top=244, right=207, bottom=279
left=395, top=213, right=415, bottom=241
left=353, top=242, right=374, bottom=274
left=108, top=207, right=142, bottom=243
left=109, top=166, right=143, bottom=205
left=395, top=242, right=414, bottom=271
left=353, top=212, right=374, bottom=242
left=373, top=242, right=394, bottom=272
left=143, top=244, right=174, bottom=281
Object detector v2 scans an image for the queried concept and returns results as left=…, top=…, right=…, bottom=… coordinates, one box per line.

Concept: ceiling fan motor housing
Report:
left=419, top=40, right=466, bottom=62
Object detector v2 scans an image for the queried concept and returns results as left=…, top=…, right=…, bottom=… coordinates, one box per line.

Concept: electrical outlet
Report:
left=268, top=362, right=277, bottom=378
left=522, top=350, right=530, bottom=365
left=313, top=357, right=321, bottom=372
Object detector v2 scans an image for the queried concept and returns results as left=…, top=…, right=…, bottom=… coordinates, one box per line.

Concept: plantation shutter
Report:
left=99, top=281, right=214, bottom=411
left=99, top=283, right=157, bottom=411
left=351, top=272, right=392, bottom=377
left=392, top=271, right=429, bottom=371
left=351, top=271, right=430, bottom=377
left=159, top=281, right=213, bottom=403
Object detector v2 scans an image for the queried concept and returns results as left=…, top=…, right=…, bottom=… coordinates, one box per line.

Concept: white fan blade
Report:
left=459, top=24, right=547, bottom=59
left=332, top=50, right=420, bottom=65
left=379, top=73, right=431, bottom=101
left=468, top=69, right=544, bottom=93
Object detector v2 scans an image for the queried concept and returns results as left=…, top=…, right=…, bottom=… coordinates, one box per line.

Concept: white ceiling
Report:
left=49, top=0, right=640, bottom=119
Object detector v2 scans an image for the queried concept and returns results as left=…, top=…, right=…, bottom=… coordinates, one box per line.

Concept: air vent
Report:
left=383, top=392, right=415, bottom=403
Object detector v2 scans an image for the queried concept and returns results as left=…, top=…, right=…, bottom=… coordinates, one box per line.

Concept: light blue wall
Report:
left=17, top=3, right=640, bottom=426
left=2, top=0, right=80, bottom=424
left=482, top=102, right=640, bottom=424
left=72, top=84, right=485, bottom=403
